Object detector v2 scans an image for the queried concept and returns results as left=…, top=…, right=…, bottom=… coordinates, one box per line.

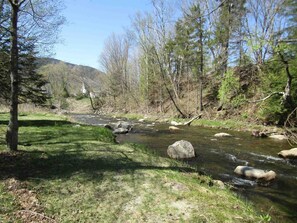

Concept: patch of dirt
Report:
left=163, top=182, right=189, bottom=192
left=170, top=200, right=193, bottom=220
left=4, top=178, right=56, bottom=223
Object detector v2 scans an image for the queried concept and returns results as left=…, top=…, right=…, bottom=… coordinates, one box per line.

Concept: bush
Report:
left=218, top=70, right=240, bottom=107
left=257, top=97, right=284, bottom=124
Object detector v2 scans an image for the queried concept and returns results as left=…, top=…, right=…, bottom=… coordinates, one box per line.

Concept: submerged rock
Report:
left=214, top=132, right=232, bottom=137
left=232, top=177, right=257, bottom=187
left=278, top=148, right=297, bottom=159
left=167, top=140, right=195, bottom=159
left=269, top=134, right=288, bottom=140
left=234, top=166, right=276, bottom=181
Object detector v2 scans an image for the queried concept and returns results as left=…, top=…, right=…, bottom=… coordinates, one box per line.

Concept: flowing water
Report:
left=72, top=114, right=297, bottom=223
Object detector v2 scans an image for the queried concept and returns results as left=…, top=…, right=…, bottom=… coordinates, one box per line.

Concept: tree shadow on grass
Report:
left=0, top=149, right=196, bottom=182
left=0, top=120, right=72, bottom=127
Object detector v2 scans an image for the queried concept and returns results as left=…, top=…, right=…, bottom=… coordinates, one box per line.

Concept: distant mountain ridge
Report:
left=37, top=57, right=102, bottom=73
left=37, top=57, right=104, bottom=96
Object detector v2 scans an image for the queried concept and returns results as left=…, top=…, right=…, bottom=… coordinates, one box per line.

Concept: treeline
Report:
left=98, top=0, right=297, bottom=125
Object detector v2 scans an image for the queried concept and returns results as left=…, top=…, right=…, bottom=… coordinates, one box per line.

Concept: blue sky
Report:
left=54, top=0, right=151, bottom=69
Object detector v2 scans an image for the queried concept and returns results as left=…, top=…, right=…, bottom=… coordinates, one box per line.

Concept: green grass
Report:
left=0, top=113, right=260, bottom=222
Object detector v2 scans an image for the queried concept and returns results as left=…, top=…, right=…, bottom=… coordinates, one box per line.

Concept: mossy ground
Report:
left=0, top=112, right=261, bottom=222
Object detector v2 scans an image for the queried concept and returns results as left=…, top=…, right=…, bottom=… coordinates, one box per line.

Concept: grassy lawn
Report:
left=0, top=113, right=261, bottom=222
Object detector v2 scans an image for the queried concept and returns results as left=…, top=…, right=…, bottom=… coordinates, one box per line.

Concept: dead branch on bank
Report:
left=248, top=92, right=284, bottom=103
left=183, top=115, right=202, bottom=126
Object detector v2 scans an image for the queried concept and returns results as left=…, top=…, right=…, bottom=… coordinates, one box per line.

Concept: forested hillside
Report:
left=94, top=0, right=297, bottom=127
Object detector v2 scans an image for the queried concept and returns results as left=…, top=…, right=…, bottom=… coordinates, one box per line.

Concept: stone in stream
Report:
left=170, top=121, right=182, bottom=126
left=269, top=134, right=288, bottom=140
left=214, top=132, right=232, bottom=137
left=234, top=166, right=276, bottom=181
left=251, top=130, right=268, bottom=138
left=278, top=148, right=297, bottom=159
left=114, top=121, right=133, bottom=131
left=167, top=140, right=195, bottom=159
left=169, top=126, right=180, bottom=131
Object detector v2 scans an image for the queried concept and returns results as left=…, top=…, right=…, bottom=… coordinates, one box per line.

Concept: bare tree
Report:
left=244, top=0, right=286, bottom=64
left=99, top=32, right=131, bottom=109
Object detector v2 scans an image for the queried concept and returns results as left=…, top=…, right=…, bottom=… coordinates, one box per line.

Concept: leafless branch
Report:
left=248, top=92, right=284, bottom=103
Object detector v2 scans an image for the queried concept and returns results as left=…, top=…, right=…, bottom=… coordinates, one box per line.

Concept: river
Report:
left=71, top=114, right=297, bottom=223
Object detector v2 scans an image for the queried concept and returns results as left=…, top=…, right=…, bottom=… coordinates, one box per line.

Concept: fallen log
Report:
left=183, top=114, right=202, bottom=126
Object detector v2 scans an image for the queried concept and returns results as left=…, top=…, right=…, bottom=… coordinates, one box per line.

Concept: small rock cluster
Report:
left=105, top=121, right=133, bottom=134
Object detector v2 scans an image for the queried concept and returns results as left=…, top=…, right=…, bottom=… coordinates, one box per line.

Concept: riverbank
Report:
left=0, top=112, right=261, bottom=222
left=109, top=112, right=285, bottom=135
left=2, top=98, right=286, bottom=135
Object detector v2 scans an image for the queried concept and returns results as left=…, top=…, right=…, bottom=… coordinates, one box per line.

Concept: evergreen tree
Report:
left=18, top=39, right=48, bottom=104
left=168, top=3, right=207, bottom=113
left=214, top=0, right=246, bottom=76
left=0, top=37, right=48, bottom=105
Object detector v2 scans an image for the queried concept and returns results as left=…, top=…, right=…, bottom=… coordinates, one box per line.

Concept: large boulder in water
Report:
left=278, top=148, right=297, bottom=159
left=167, top=140, right=195, bottom=159
left=234, top=166, right=276, bottom=181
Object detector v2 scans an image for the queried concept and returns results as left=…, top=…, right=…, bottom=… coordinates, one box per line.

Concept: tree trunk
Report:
left=198, top=17, right=204, bottom=113
left=220, top=0, right=231, bottom=77
left=6, top=1, right=19, bottom=151
left=279, top=52, right=293, bottom=109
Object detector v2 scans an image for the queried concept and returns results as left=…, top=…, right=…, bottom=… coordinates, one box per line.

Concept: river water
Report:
left=71, top=114, right=297, bottom=223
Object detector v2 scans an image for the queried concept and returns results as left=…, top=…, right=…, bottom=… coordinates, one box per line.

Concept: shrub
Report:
left=218, top=70, right=240, bottom=107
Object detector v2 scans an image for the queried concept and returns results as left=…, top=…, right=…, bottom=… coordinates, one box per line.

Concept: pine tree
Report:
left=214, top=0, right=246, bottom=76
left=169, top=3, right=206, bottom=113
left=18, top=39, right=48, bottom=104
left=0, top=38, right=48, bottom=105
